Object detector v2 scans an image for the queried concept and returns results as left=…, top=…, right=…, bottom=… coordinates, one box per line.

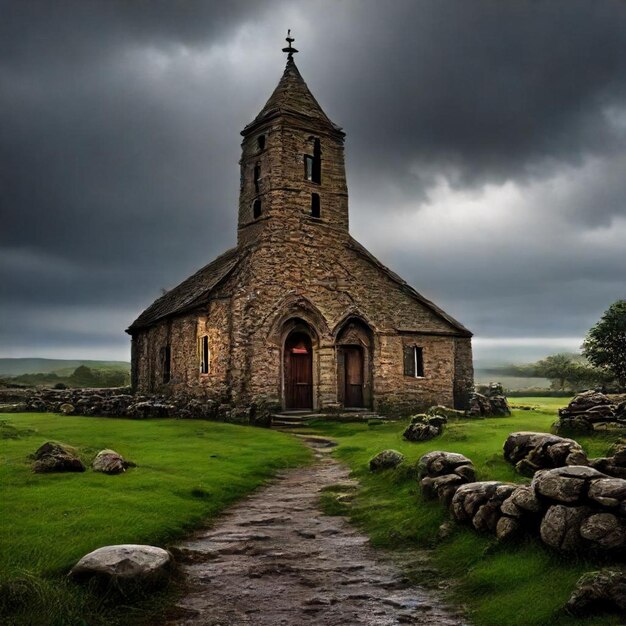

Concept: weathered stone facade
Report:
left=127, top=51, right=473, bottom=416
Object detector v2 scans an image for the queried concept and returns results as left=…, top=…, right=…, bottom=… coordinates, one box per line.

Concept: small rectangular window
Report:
left=403, top=345, right=424, bottom=378
left=199, top=335, right=209, bottom=374
left=414, top=346, right=424, bottom=377
left=161, top=345, right=171, bottom=383
left=304, top=155, right=314, bottom=181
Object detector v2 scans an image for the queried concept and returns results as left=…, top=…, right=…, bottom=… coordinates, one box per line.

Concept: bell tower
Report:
left=237, top=32, right=348, bottom=247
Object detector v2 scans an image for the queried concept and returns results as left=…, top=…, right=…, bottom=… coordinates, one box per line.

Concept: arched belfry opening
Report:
left=282, top=319, right=317, bottom=410
left=335, top=318, right=374, bottom=409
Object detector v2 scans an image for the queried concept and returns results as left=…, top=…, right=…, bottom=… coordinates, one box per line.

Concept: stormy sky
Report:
left=1, top=0, right=625, bottom=365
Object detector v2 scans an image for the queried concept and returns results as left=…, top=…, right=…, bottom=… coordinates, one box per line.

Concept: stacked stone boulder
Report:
left=503, top=431, right=589, bottom=476
left=0, top=386, right=267, bottom=424
left=403, top=414, right=446, bottom=442
left=417, top=451, right=476, bottom=505
left=533, top=466, right=626, bottom=552
left=451, top=481, right=518, bottom=533
left=554, top=391, right=626, bottom=435
left=468, top=382, right=511, bottom=418
left=503, top=431, right=626, bottom=480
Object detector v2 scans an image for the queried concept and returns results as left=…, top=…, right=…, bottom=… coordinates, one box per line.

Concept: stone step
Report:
left=271, top=412, right=387, bottom=428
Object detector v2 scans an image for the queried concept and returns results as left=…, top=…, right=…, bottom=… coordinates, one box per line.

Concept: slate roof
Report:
left=126, top=247, right=241, bottom=332
left=242, top=57, right=343, bottom=135
left=347, top=237, right=472, bottom=337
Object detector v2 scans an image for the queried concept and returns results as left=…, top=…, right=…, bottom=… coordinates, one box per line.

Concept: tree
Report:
left=583, top=300, right=626, bottom=390
left=534, top=353, right=574, bottom=391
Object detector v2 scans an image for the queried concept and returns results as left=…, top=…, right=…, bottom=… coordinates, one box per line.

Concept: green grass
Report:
left=308, top=398, right=623, bottom=626
left=0, top=413, right=310, bottom=625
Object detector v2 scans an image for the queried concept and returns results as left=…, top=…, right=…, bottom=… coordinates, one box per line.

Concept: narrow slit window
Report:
left=311, top=193, right=320, bottom=218
left=253, top=198, right=262, bottom=219
left=257, top=134, right=266, bottom=151
left=161, top=345, right=171, bottom=383
left=253, top=163, right=261, bottom=193
left=304, top=138, right=322, bottom=183
left=199, top=335, right=209, bottom=374
left=312, top=138, right=321, bottom=183
left=304, top=155, right=314, bottom=181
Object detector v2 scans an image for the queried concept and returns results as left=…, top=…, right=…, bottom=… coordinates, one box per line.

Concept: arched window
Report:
left=257, top=135, right=266, bottom=151
left=253, top=163, right=261, bottom=193
left=311, top=193, right=320, bottom=218
left=253, top=198, right=262, bottom=219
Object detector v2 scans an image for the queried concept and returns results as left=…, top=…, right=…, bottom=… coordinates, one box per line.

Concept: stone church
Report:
left=127, top=37, right=473, bottom=415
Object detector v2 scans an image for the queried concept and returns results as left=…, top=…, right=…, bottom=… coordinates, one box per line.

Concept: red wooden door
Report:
left=344, top=347, right=364, bottom=407
left=285, top=333, right=313, bottom=409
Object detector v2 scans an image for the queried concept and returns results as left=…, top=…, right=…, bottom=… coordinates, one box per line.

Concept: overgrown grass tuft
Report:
left=0, top=413, right=310, bottom=625
left=309, top=398, right=623, bottom=626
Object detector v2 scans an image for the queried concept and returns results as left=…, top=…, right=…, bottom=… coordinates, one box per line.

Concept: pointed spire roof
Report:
left=243, top=55, right=342, bottom=136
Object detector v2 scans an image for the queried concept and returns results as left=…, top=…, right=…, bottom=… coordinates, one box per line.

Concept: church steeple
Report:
left=237, top=32, right=348, bottom=247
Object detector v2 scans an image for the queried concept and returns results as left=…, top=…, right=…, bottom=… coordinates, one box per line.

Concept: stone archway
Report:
left=281, top=319, right=318, bottom=410
left=335, top=317, right=374, bottom=409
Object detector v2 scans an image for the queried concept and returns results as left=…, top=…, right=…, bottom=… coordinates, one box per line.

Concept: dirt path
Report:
left=164, top=438, right=467, bottom=626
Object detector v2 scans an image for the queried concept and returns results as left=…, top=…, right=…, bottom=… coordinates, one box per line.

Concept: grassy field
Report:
left=0, top=413, right=310, bottom=625
left=309, top=398, right=623, bottom=626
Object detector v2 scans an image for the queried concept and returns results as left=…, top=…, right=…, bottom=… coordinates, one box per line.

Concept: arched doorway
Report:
left=336, top=318, right=373, bottom=409
left=284, top=330, right=313, bottom=409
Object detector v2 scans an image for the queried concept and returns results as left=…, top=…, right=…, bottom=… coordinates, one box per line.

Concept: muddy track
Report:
left=163, top=438, right=467, bottom=626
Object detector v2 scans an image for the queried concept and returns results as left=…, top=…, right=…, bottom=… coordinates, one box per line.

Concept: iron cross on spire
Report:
left=282, top=29, right=298, bottom=58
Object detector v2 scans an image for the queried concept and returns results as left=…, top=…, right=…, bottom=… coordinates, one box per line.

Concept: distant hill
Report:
left=0, top=358, right=130, bottom=377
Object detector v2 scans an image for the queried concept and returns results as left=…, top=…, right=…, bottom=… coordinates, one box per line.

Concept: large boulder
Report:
left=32, top=441, right=85, bottom=473
left=565, top=568, right=626, bottom=616
left=497, top=484, right=543, bottom=540
left=588, top=477, right=626, bottom=509
left=92, top=449, right=133, bottom=475
left=369, top=449, right=404, bottom=472
left=579, top=512, right=626, bottom=550
left=504, top=432, right=588, bottom=476
left=540, top=504, right=592, bottom=552
left=417, top=451, right=475, bottom=480
left=69, top=544, right=173, bottom=590
left=560, top=391, right=613, bottom=416
left=451, top=481, right=517, bottom=533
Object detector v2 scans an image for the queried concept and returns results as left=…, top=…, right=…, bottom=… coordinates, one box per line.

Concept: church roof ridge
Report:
left=242, top=54, right=342, bottom=136
left=126, top=246, right=241, bottom=332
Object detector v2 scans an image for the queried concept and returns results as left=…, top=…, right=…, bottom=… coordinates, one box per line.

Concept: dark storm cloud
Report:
left=1, top=0, right=625, bottom=359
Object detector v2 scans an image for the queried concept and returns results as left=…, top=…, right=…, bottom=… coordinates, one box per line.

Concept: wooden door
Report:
left=285, top=333, right=313, bottom=409
left=344, top=346, right=364, bottom=407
